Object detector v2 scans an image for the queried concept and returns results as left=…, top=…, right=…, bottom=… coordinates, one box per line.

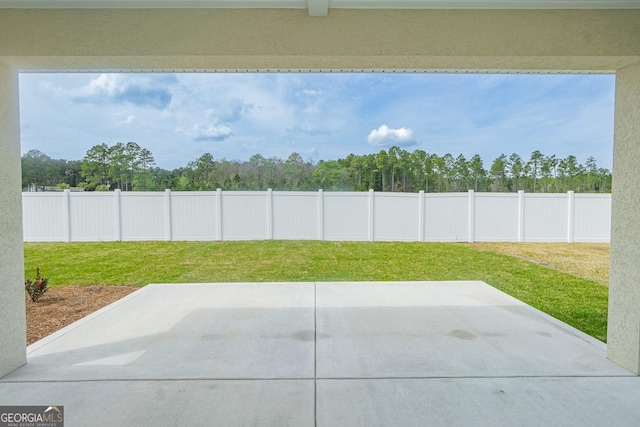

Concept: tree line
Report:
left=22, top=143, right=612, bottom=193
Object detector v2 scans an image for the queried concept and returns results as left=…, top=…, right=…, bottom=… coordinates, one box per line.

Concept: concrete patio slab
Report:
left=0, top=380, right=314, bottom=426
left=315, top=281, right=628, bottom=378
left=8, top=283, right=315, bottom=381
left=317, top=377, right=640, bottom=427
left=2, top=281, right=639, bottom=426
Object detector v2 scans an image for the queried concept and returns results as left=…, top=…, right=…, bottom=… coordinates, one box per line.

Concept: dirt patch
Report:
left=465, top=243, right=610, bottom=286
left=25, top=285, right=139, bottom=345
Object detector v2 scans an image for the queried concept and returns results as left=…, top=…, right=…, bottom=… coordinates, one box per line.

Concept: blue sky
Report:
left=18, top=72, right=615, bottom=170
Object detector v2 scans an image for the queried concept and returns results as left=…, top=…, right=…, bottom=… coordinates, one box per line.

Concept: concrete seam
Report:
left=314, top=374, right=635, bottom=380
left=1, top=374, right=634, bottom=385
left=0, top=378, right=317, bottom=384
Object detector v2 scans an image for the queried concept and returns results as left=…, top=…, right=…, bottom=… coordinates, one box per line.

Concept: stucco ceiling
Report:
left=1, top=0, right=639, bottom=17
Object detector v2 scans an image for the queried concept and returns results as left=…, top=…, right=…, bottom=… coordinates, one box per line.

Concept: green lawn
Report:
left=24, top=241, right=608, bottom=342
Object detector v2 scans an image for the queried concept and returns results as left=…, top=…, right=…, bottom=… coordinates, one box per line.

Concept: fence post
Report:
left=164, top=189, right=172, bottom=241
left=567, top=190, right=575, bottom=243
left=216, top=188, right=223, bottom=241
left=114, top=189, right=122, bottom=241
left=468, top=190, right=475, bottom=243
left=63, top=189, right=71, bottom=242
left=368, top=189, right=375, bottom=242
left=518, top=190, right=525, bottom=242
left=419, top=190, right=425, bottom=242
left=267, top=188, right=273, bottom=240
left=318, top=189, right=324, bottom=240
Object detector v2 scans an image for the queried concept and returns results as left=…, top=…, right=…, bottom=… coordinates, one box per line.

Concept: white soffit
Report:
left=1, top=0, right=639, bottom=16
left=0, top=0, right=308, bottom=8
left=23, top=69, right=615, bottom=75
left=330, top=0, right=640, bottom=9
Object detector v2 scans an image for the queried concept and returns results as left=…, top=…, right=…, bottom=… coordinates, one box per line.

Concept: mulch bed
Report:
left=25, top=285, right=139, bottom=345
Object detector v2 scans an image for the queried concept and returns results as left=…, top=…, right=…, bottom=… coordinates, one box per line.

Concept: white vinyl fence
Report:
left=22, top=189, right=611, bottom=243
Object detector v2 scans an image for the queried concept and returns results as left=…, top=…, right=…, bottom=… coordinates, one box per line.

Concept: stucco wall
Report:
left=609, top=62, right=640, bottom=373
left=0, top=9, right=639, bottom=70
left=0, top=63, right=26, bottom=377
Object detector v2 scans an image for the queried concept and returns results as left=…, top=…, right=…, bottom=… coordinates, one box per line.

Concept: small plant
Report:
left=25, top=267, right=48, bottom=302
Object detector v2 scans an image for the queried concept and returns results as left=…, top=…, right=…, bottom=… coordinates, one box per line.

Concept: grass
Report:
left=24, top=241, right=609, bottom=342
left=465, top=242, right=610, bottom=286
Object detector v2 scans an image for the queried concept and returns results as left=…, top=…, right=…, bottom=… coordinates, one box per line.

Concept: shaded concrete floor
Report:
left=1, top=281, right=638, bottom=426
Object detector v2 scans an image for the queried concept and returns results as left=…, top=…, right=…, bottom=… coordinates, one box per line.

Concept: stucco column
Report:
left=0, top=62, right=26, bottom=377
left=608, top=62, right=640, bottom=374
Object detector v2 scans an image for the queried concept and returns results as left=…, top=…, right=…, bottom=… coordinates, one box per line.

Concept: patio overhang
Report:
left=0, top=8, right=639, bottom=71
left=1, top=0, right=640, bottom=17
left=1, top=5, right=640, bottom=376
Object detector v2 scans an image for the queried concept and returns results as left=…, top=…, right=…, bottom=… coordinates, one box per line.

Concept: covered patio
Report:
left=1, top=1, right=640, bottom=424
left=3, top=281, right=640, bottom=425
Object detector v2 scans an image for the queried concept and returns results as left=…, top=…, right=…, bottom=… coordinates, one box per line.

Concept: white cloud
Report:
left=367, top=125, right=416, bottom=147
left=72, top=74, right=176, bottom=109
left=82, top=74, right=121, bottom=97
left=188, top=123, right=234, bottom=142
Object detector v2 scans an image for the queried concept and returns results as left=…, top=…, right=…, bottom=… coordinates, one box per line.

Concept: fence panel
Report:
left=221, top=191, right=269, bottom=240
left=22, top=193, right=66, bottom=242
left=523, top=194, right=568, bottom=242
left=69, top=192, right=117, bottom=241
left=474, top=193, right=519, bottom=242
left=374, top=193, right=420, bottom=242
left=120, top=192, right=167, bottom=241
left=573, top=194, right=611, bottom=242
left=171, top=192, right=219, bottom=241
left=323, top=192, right=369, bottom=241
left=423, top=194, right=469, bottom=242
left=273, top=192, right=318, bottom=240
